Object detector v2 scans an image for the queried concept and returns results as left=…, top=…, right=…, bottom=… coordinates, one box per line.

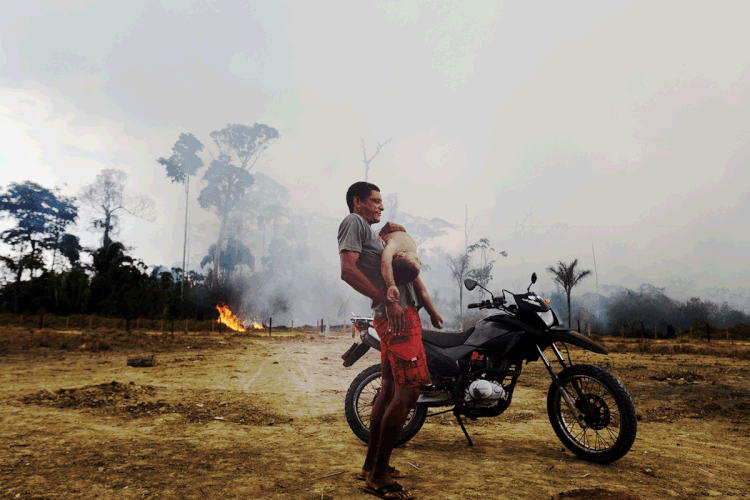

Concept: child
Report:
left=378, top=222, right=421, bottom=304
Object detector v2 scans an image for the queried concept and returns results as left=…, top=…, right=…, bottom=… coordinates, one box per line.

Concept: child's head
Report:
left=378, top=221, right=406, bottom=242
left=392, top=253, right=421, bottom=285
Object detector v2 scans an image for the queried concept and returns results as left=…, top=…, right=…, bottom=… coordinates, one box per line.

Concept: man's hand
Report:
left=386, top=301, right=404, bottom=335
left=386, top=286, right=400, bottom=304
left=429, top=311, right=444, bottom=329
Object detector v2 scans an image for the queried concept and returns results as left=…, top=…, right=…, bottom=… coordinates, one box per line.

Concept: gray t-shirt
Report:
left=338, top=213, right=421, bottom=317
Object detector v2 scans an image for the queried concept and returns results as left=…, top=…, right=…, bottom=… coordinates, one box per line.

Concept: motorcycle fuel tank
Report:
left=464, top=315, right=525, bottom=356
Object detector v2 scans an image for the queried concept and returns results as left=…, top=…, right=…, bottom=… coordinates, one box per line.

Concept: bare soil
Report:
left=1, top=327, right=749, bottom=499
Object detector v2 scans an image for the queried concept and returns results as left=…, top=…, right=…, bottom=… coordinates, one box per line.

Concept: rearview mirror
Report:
left=464, top=279, right=477, bottom=291
left=531, top=272, right=537, bottom=284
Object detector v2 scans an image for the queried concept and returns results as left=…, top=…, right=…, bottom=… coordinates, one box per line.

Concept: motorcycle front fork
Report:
left=536, top=344, right=588, bottom=428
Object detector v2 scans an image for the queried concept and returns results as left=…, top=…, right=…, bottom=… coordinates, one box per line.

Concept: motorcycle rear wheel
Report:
left=345, top=364, right=428, bottom=446
left=547, top=364, right=637, bottom=463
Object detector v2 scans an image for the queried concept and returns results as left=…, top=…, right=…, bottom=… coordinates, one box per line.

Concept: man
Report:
left=338, top=181, right=442, bottom=500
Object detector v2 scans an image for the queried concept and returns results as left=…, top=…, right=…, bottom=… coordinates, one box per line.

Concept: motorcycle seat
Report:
left=422, top=327, right=475, bottom=348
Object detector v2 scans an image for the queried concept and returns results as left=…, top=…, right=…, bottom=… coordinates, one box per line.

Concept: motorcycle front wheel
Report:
left=344, top=364, right=428, bottom=446
left=547, top=364, right=637, bottom=463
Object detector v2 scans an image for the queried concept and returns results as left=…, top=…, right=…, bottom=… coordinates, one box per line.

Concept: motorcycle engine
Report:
left=463, top=379, right=507, bottom=403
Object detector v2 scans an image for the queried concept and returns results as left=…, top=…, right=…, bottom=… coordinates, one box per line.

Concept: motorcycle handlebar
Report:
left=468, top=297, right=507, bottom=309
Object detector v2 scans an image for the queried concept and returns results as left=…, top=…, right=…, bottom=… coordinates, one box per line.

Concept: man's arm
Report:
left=340, top=250, right=404, bottom=334
left=412, top=276, right=443, bottom=329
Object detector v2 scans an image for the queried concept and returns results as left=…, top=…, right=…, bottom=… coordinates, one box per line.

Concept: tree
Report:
left=383, top=193, right=400, bottom=223
left=198, top=123, right=279, bottom=287
left=78, top=169, right=156, bottom=247
left=546, top=259, right=592, bottom=328
left=360, top=137, right=391, bottom=181
left=467, top=238, right=507, bottom=296
left=57, top=234, right=83, bottom=269
left=157, top=133, right=205, bottom=297
left=88, top=241, right=142, bottom=317
left=0, top=181, right=77, bottom=312
left=200, top=237, right=254, bottom=280
left=446, top=252, right=471, bottom=330
left=229, top=172, right=291, bottom=260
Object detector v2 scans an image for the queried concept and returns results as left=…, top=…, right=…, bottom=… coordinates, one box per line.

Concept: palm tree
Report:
left=546, top=258, right=592, bottom=328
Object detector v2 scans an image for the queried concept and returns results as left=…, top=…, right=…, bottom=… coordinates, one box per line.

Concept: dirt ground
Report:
left=1, top=327, right=749, bottom=500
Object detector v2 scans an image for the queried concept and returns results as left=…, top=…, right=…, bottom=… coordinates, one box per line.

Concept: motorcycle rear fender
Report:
left=547, top=328, right=608, bottom=355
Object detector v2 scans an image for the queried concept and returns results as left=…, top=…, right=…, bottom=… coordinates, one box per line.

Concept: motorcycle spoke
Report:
left=556, top=375, right=622, bottom=452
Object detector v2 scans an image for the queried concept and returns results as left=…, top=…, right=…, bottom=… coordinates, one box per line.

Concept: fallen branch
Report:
left=312, top=471, right=345, bottom=481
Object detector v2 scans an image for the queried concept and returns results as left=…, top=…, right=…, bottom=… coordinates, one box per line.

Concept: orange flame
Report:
left=216, top=302, right=246, bottom=332
left=250, top=318, right=264, bottom=330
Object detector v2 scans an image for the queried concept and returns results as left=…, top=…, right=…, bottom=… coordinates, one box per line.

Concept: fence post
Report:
left=269, top=317, right=272, bottom=336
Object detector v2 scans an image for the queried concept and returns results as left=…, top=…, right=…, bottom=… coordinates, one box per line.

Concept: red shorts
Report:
left=374, top=307, right=432, bottom=389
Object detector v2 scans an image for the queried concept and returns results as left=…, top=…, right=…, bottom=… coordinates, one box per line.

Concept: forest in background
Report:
left=1, top=123, right=749, bottom=335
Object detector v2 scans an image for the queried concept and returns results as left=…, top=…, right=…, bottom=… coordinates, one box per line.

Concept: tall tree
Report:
left=359, top=137, right=391, bottom=182
left=546, top=258, right=592, bottom=328
left=383, top=193, right=399, bottom=223
left=78, top=169, right=156, bottom=247
left=0, top=181, right=77, bottom=312
left=200, top=237, right=254, bottom=281
left=446, top=251, right=471, bottom=330
left=157, top=133, right=205, bottom=297
left=467, top=238, right=507, bottom=296
left=198, top=123, right=279, bottom=287
left=230, top=172, right=291, bottom=260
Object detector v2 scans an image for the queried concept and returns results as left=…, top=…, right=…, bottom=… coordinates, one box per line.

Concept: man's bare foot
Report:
left=358, top=465, right=405, bottom=480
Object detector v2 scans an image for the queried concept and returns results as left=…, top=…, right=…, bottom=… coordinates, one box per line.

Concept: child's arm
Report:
left=413, top=276, right=443, bottom=329
left=380, top=245, right=400, bottom=303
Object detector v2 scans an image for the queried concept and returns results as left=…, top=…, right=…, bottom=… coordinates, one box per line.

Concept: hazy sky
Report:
left=1, top=1, right=749, bottom=305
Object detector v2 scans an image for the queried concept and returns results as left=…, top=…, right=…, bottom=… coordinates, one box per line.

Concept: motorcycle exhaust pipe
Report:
left=341, top=342, right=371, bottom=367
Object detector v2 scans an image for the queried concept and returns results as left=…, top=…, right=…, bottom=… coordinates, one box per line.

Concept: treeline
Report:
left=555, top=283, right=750, bottom=336
left=0, top=240, right=230, bottom=321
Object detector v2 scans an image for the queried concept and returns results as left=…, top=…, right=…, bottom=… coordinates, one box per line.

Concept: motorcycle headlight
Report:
left=538, top=310, right=555, bottom=328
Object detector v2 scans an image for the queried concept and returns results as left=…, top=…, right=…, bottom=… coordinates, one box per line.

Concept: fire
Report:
left=250, top=318, right=263, bottom=330
left=215, top=302, right=246, bottom=332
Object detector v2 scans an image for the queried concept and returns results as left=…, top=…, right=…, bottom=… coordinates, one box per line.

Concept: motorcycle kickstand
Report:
left=453, top=409, right=473, bottom=446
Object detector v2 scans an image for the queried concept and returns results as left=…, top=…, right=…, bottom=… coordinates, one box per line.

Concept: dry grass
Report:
left=594, top=337, right=750, bottom=359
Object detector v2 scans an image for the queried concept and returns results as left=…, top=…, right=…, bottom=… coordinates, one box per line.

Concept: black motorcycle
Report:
left=341, top=273, right=637, bottom=463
